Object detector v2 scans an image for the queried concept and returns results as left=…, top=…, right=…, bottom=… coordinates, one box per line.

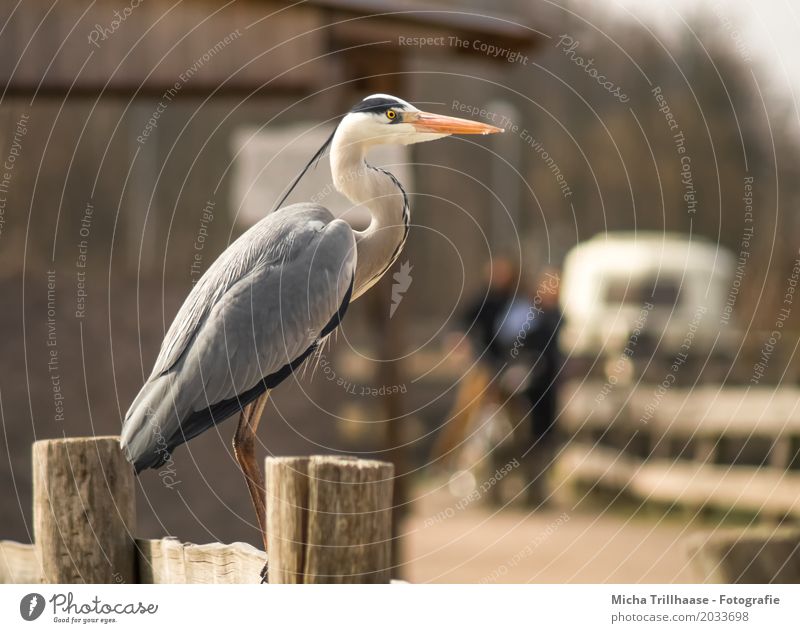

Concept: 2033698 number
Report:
left=698, top=611, right=749, bottom=622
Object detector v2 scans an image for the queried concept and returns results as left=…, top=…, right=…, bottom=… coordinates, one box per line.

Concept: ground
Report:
left=402, top=485, right=699, bottom=583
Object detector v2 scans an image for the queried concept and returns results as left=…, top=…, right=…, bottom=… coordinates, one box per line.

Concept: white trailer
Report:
left=559, top=232, right=735, bottom=364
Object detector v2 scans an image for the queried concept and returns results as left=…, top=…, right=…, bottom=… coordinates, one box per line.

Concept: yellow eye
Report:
left=386, top=110, right=397, bottom=120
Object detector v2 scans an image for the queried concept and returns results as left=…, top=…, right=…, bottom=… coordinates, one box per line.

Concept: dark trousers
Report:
left=524, top=379, right=559, bottom=505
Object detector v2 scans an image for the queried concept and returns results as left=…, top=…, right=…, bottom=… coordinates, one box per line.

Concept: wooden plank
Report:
left=33, top=436, right=136, bottom=583
left=0, top=541, right=41, bottom=584
left=0, top=538, right=266, bottom=584
left=562, top=443, right=800, bottom=517
left=136, top=538, right=266, bottom=584
left=1, top=2, right=324, bottom=92
left=0, top=537, right=408, bottom=585
left=0, top=0, right=546, bottom=96
left=562, top=381, right=800, bottom=440
left=648, top=387, right=800, bottom=438
left=266, top=455, right=394, bottom=583
left=308, top=0, right=543, bottom=41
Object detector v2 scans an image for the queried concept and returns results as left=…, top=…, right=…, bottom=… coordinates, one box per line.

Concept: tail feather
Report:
left=121, top=373, right=189, bottom=473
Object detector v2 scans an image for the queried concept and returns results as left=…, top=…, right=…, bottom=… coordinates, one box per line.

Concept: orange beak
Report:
left=407, top=110, right=504, bottom=135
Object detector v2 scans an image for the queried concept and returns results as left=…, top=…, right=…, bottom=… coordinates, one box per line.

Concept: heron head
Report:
left=338, top=94, right=503, bottom=147
left=272, top=94, right=503, bottom=210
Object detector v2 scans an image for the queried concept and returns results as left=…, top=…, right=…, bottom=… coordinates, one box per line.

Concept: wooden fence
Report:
left=556, top=381, right=800, bottom=582
left=3, top=435, right=797, bottom=583
left=560, top=383, right=800, bottom=519
left=0, top=437, right=394, bottom=584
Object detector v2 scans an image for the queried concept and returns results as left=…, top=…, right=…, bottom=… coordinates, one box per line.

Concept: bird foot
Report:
left=260, top=561, right=269, bottom=584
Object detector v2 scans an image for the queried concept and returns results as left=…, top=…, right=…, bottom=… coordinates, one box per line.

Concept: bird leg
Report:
left=232, top=391, right=270, bottom=581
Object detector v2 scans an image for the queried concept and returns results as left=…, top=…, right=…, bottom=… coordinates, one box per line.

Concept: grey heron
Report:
left=121, top=94, right=502, bottom=561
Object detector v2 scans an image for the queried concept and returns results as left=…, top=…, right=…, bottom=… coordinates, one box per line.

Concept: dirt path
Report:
left=401, top=489, right=700, bottom=583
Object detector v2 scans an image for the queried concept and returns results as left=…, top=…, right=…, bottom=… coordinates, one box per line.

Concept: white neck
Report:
left=330, top=132, right=409, bottom=299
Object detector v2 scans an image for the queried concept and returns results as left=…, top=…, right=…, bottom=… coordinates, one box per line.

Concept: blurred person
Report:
left=431, top=257, right=519, bottom=468
left=460, top=256, right=520, bottom=369
left=517, top=269, right=563, bottom=506
left=432, top=262, right=564, bottom=508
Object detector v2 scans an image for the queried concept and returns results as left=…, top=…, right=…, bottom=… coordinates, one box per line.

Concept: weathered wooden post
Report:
left=33, top=436, right=136, bottom=583
left=686, top=526, right=800, bottom=583
left=265, top=455, right=394, bottom=583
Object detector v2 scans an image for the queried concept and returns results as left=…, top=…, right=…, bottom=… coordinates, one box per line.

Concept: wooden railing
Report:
left=560, top=382, right=800, bottom=519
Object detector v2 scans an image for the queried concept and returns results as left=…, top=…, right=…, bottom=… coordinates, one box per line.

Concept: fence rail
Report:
left=561, top=382, right=800, bottom=519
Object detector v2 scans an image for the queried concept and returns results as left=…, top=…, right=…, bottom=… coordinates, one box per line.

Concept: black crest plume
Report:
left=272, top=125, right=338, bottom=212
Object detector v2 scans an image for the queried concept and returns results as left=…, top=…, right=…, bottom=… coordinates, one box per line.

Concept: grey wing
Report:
left=121, top=204, right=356, bottom=471
left=150, top=203, right=349, bottom=376
left=149, top=205, right=296, bottom=378
left=188, top=216, right=356, bottom=407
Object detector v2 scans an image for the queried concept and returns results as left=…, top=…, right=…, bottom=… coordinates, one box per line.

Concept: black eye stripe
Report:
left=350, top=96, right=404, bottom=114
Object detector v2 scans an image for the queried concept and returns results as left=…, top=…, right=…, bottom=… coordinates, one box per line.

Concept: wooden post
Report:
left=769, top=437, right=791, bottom=469
left=686, top=527, right=800, bottom=583
left=264, top=457, right=309, bottom=584
left=33, top=436, right=136, bottom=583
left=266, top=455, right=394, bottom=583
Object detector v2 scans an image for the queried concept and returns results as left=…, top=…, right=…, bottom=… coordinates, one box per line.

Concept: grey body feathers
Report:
left=121, top=204, right=356, bottom=471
